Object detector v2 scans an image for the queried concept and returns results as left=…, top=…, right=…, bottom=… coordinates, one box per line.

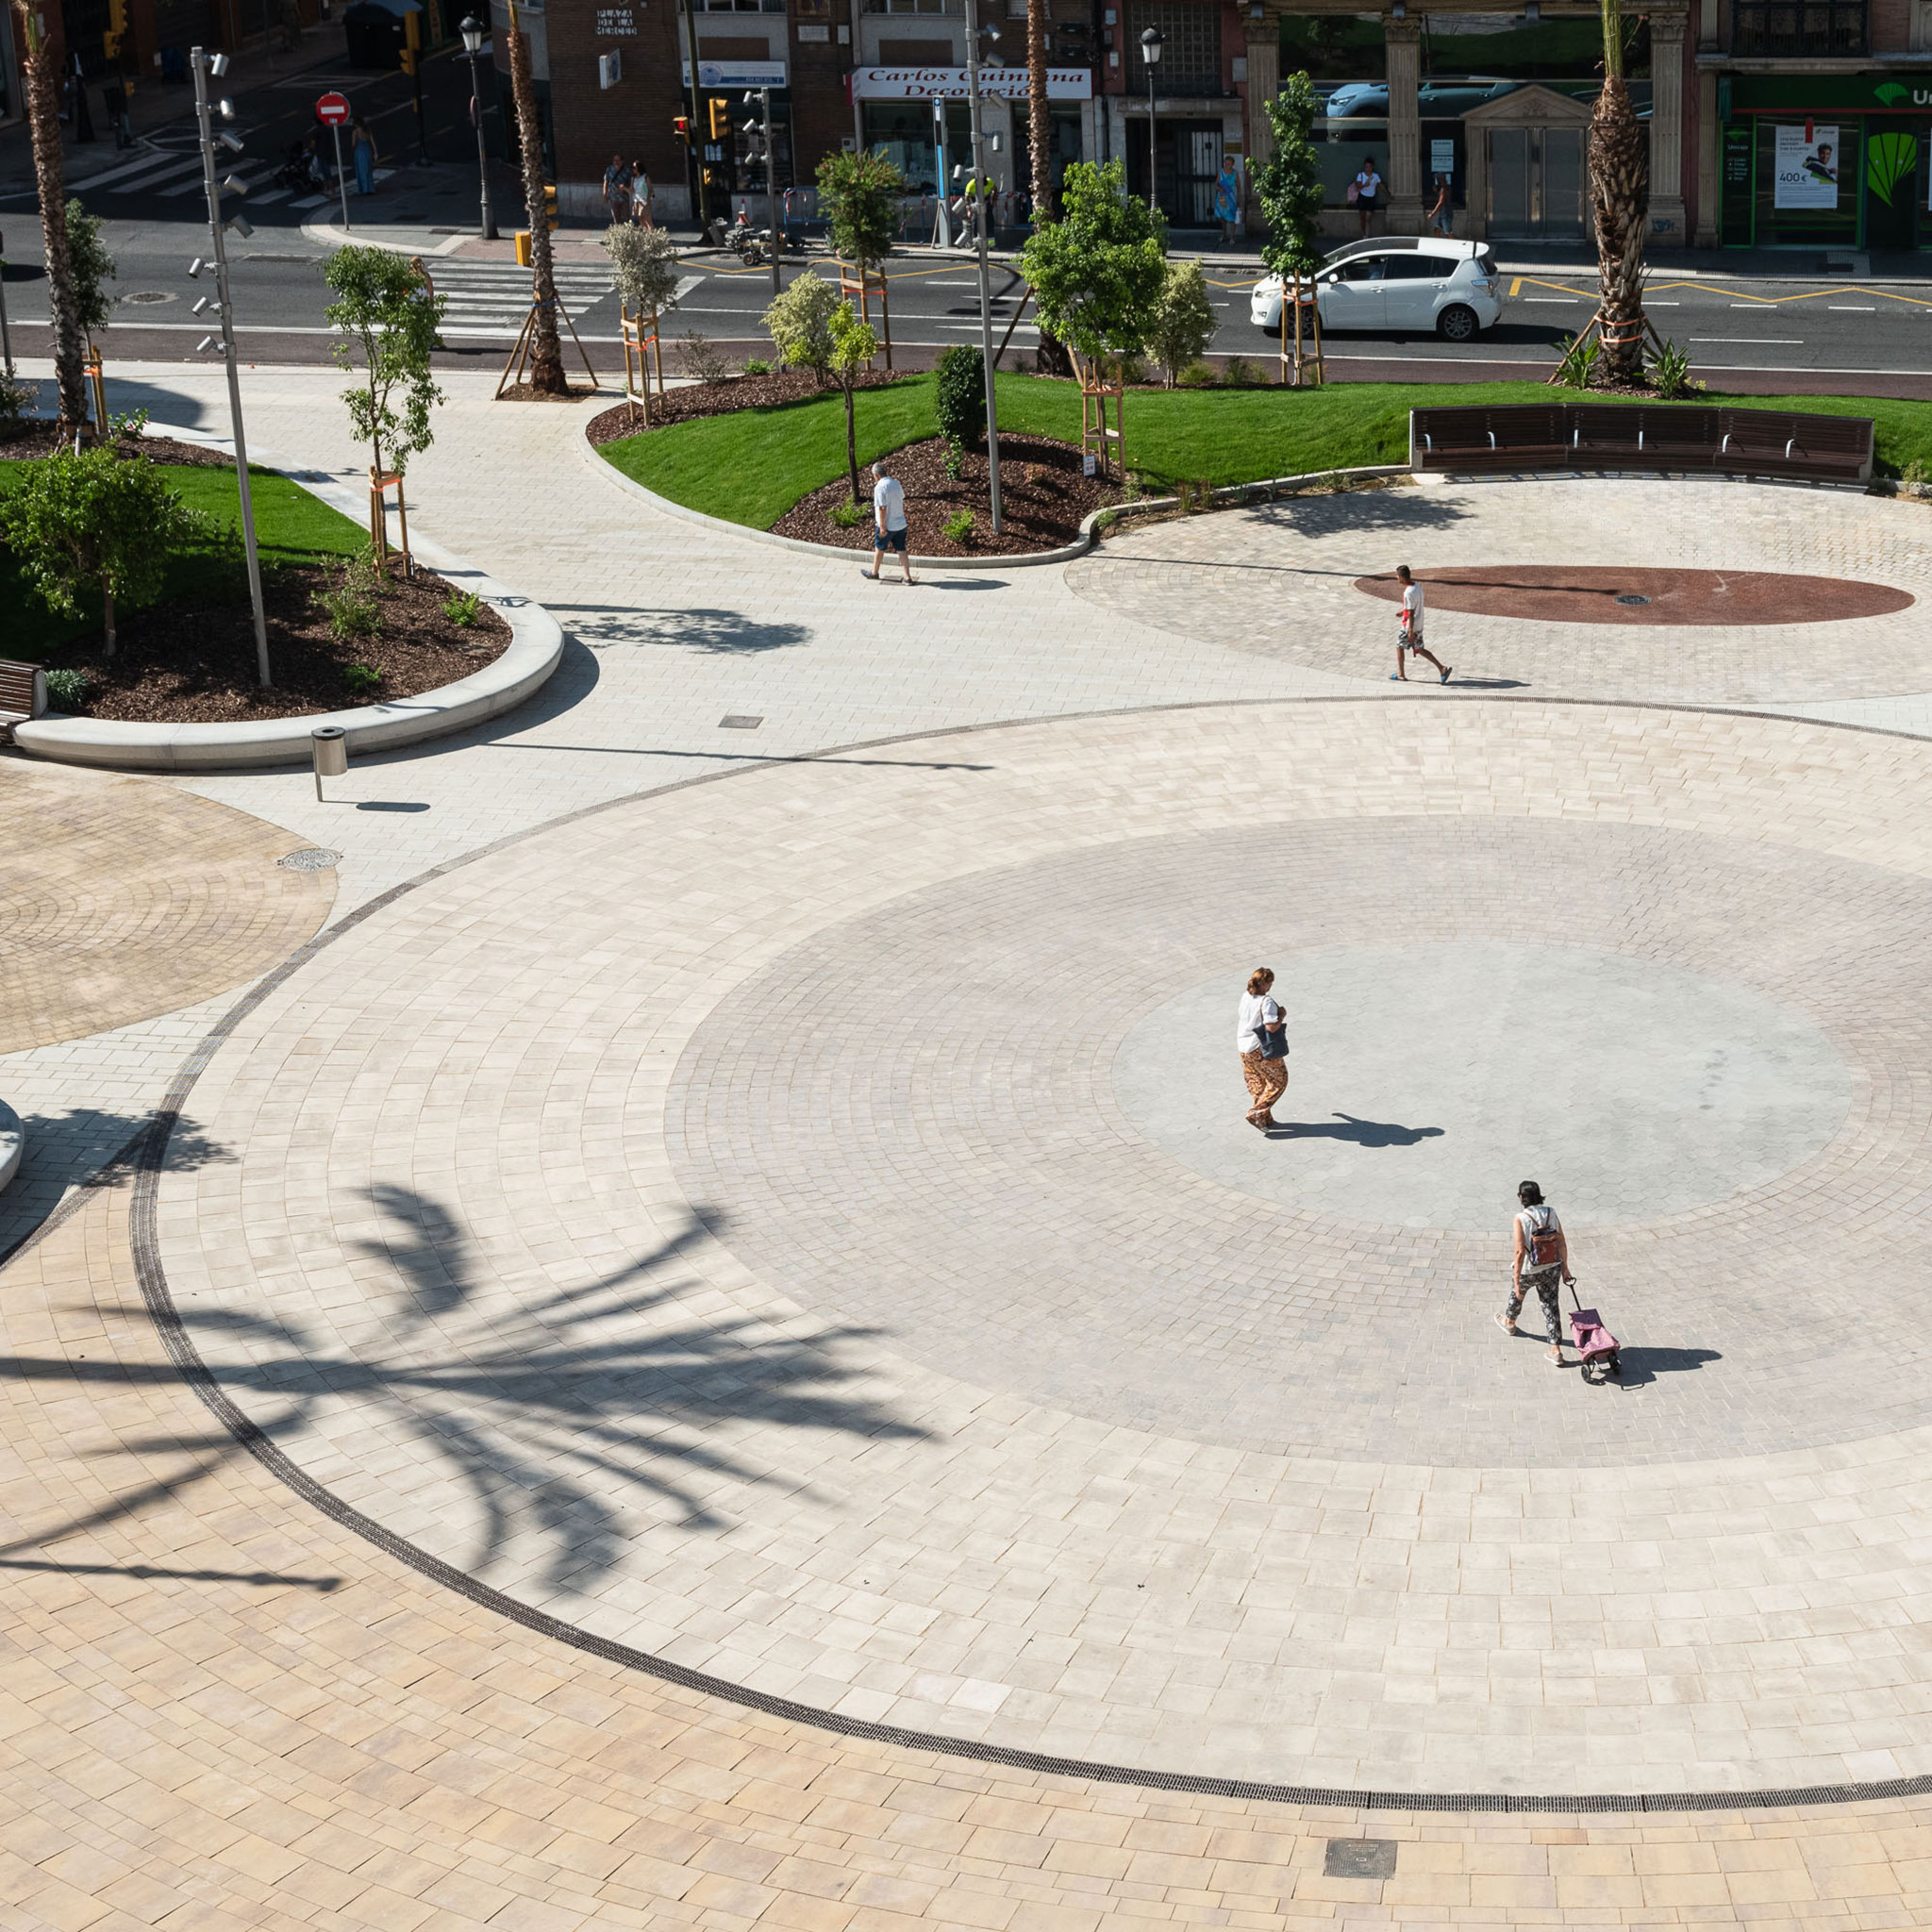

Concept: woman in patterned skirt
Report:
left=1237, top=966, right=1288, bottom=1132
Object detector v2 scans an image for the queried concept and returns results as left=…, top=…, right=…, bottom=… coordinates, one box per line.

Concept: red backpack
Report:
left=1523, top=1207, right=1562, bottom=1271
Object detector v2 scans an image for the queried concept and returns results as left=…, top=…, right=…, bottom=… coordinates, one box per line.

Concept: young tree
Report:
left=0, top=448, right=210, bottom=656
left=1250, top=73, right=1327, bottom=384
left=827, top=303, right=879, bottom=506
left=602, top=222, right=680, bottom=322
left=67, top=200, right=117, bottom=339
left=505, top=0, right=567, bottom=394
left=816, top=148, right=904, bottom=280
left=1018, top=158, right=1167, bottom=376
left=933, top=344, right=987, bottom=454
left=1145, top=258, right=1218, bottom=386
left=10, top=4, right=87, bottom=428
left=324, top=246, right=448, bottom=490
left=1590, top=0, right=1648, bottom=384
left=764, top=272, right=841, bottom=387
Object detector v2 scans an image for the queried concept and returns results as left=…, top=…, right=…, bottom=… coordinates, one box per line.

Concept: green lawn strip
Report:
left=0, top=458, right=366, bottom=659
left=600, top=376, right=1931, bottom=528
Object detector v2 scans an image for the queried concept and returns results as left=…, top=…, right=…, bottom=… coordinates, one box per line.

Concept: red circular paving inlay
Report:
left=1351, top=565, right=1912, bottom=626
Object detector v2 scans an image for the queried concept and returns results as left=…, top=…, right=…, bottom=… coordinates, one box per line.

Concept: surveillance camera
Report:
left=220, top=173, right=247, bottom=195
left=227, top=213, right=253, bottom=238
left=209, top=50, right=229, bottom=75
left=218, top=130, right=242, bottom=152
left=192, top=293, right=210, bottom=312
left=218, top=97, right=234, bottom=118
left=187, top=257, right=205, bottom=277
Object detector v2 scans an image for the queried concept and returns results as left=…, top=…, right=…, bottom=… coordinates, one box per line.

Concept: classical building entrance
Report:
left=1462, top=84, right=1594, bottom=242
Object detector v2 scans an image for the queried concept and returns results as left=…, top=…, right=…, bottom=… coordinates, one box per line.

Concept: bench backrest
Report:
left=0, top=660, right=44, bottom=718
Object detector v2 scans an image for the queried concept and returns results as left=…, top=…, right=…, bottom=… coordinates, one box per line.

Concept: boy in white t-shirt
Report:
left=1391, top=564, right=1452, bottom=684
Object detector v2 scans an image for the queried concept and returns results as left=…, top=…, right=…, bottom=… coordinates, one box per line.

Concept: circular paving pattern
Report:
left=1068, top=476, right=1932, bottom=703
left=153, top=700, right=1932, bottom=1792
left=0, top=758, right=334, bottom=1054
left=1350, top=563, right=1913, bottom=625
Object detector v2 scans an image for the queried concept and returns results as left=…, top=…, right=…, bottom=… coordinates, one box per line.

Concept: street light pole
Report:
left=1140, top=26, right=1163, bottom=214
left=762, top=86, right=780, bottom=297
left=962, top=0, right=1002, bottom=534
left=190, top=46, right=271, bottom=689
left=460, top=15, right=497, bottom=240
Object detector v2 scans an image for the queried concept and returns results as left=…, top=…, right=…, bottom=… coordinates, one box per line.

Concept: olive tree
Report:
left=763, top=272, right=841, bottom=387
left=324, top=245, right=447, bottom=487
left=0, top=447, right=209, bottom=655
left=1145, top=258, right=1218, bottom=386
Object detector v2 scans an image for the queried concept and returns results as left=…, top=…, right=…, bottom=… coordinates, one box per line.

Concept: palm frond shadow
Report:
left=15, top=1188, right=925, bottom=1597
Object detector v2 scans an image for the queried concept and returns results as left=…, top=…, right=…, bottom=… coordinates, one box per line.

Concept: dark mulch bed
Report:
left=771, top=433, right=1122, bottom=558
left=42, top=559, right=510, bottom=723
left=0, top=423, right=232, bottom=465
left=585, top=367, right=914, bottom=442
left=496, top=382, right=602, bottom=404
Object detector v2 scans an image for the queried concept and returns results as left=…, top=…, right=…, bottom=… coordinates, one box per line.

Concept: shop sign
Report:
left=684, top=58, right=788, bottom=86
left=1773, top=122, right=1840, bottom=208
left=594, top=7, right=636, bottom=34
left=1730, top=73, right=1932, bottom=113
left=850, top=64, right=1092, bottom=101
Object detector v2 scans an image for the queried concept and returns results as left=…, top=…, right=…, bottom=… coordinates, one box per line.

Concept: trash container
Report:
left=310, top=724, right=348, bottom=799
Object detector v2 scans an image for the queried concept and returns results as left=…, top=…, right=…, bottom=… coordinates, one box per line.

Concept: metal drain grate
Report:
left=120, top=290, right=175, bottom=305
left=277, top=847, right=341, bottom=872
left=1324, top=1839, right=1397, bottom=1879
left=719, top=714, right=764, bottom=730
left=1614, top=592, right=1652, bottom=607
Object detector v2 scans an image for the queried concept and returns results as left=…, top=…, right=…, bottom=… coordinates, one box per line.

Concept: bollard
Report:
left=310, top=724, right=348, bottom=801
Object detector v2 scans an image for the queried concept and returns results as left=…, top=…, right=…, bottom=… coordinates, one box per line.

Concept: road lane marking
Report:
left=1690, top=336, right=1803, bottom=343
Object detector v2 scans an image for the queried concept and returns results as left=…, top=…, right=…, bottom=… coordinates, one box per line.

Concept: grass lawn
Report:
left=599, top=375, right=1932, bottom=529
left=0, top=460, right=368, bottom=658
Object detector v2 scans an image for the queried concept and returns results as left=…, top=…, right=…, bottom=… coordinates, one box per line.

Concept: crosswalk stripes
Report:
left=426, top=259, right=617, bottom=339
left=78, top=150, right=207, bottom=197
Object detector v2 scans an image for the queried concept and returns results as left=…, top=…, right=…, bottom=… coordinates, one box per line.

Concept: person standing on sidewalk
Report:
left=1352, top=158, right=1382, bottom=236
left=1237, top=967, right=1289, bottom=1133
left=864, top=459, right=915, bottom=585
left=1499, top=1180, right=1575, bottom=1366
left=1391, top=565, right=1453, bottom=684
left=604, top=155, right=633, bottom=226
left=351, top=116, right=378, bottom=195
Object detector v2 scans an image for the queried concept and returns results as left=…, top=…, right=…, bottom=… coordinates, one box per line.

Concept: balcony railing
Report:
left=1731, top=0, right=1867, bottom=57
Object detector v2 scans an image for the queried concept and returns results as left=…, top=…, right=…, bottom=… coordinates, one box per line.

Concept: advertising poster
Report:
left=1773, top=124, right=1840, bottom=208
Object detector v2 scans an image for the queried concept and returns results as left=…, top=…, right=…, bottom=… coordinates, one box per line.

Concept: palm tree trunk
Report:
left=1589, top=0, right=1647, bottom=385
left=506, top=3, right=567, bottom=394
left=14, top=5, right=88, bottom=429
left=1025, top=0, right=1052, bottom=223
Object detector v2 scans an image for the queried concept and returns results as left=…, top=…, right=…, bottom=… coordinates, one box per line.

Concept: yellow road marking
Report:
left=1509, top=274, right=1932, bottom=309
left=1510, top=276, right=1523, bottom=296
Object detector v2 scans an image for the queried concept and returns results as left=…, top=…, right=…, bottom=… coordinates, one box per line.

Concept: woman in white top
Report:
left=1237, top=966, right=1288, bottom=1132
left=1353, top=158, right=1383, bottom=236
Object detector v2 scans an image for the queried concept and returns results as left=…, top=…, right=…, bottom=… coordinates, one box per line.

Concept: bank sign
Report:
left=850, top=65, right=1093, bottom=101
left=1731, top=74, right=1932, bottom=113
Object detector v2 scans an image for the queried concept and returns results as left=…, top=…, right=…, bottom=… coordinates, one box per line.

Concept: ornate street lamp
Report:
left=460, top=15, right=497, bottom=241
left=1139, top=25, right=1163, bottom=214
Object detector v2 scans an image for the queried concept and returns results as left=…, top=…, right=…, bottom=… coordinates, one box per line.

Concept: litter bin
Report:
left=310, top=724, right=348, bottom=800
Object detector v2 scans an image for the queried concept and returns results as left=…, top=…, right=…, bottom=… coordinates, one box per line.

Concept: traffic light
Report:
left=673, top=113, right=690, bottom=143
left=707, top=96, right=729, bottom=141
left=542, top=182, right=558, bottom=230
left=399, top=8, right=420, bottom=74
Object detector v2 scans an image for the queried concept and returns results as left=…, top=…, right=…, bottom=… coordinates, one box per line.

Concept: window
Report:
left=863, top=0, right=962, bottom=14
left=699, top=0, right=784, bottom=13
left=1731, top=0, right=1866, bottom=56
left=1124, top=0, right=1222, bottom=96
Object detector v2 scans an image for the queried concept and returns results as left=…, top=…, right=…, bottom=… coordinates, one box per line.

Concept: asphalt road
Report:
left=1, top=53, right=1928, bottom=392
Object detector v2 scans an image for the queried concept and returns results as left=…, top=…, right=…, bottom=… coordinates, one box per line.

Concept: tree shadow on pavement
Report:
left=4, top=1187, right=927, bottom=1599
left=555, top=605, right=813, bottom=655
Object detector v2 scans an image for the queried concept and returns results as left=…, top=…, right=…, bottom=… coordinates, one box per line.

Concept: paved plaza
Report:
left=11, top=363, right=1932, bottom=1923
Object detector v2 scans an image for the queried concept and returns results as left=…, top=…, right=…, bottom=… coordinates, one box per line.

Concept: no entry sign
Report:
left=316, top=91, right=351, bottom=125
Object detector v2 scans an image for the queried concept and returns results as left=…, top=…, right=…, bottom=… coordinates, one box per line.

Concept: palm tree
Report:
left=1588, top=0, right=1648, bottom=385
left=12, top=2, right=88, bottom=428
left=1024, top=0, right=1052, bottom=223
left=505, top=0, right=566, bottom=394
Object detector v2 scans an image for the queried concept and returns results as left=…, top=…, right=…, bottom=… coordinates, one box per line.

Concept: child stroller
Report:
left=1567, top=1284, right=1621, bottom=1384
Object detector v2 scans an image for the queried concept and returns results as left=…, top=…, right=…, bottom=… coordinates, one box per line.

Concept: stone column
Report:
left=1242, top=13, right=1278, bottom=229
left=1385, top=15, right=1423, bottom=234
left=1647, top=7, right=1689, bottom=247
left=1694, top=67, right=1720, bottom=245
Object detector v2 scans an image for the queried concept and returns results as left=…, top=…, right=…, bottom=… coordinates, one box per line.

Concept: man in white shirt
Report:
left=1391, top=564, right=1452, bottom=683
left=865, top=459, right=915, bottom=585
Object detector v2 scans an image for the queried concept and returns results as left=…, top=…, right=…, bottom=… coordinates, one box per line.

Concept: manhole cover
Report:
left=121, top=290, right=175, bottom=304
left=719, top=713, right=764, bottom=730
left=277, top=847, right=341, bottom=871
left=1614, top=592, right=1652, bottom=606
left=1324, top=1839, right=1397, bottom=1880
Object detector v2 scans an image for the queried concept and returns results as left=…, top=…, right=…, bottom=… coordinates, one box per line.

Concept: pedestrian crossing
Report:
left=426, top=259, right=618, bottom=339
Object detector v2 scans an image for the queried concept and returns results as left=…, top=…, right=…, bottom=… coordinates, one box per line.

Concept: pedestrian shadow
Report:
left=8, top=1186, right=929, bottom=1599
left=1267, top=1112, right=1444, bottom=1146
left=1607, top=1346, right=1722, bottom=1389
left=922, top=578, right=1007, bottom=591
left=553, top=605, right=812, bottom=655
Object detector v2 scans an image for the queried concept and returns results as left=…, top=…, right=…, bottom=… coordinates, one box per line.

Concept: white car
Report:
left=1250, top=238, right=1503, bottom=342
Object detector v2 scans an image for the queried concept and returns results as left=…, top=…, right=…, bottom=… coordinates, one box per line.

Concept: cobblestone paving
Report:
left=1068, top=476, right=1932, bottom=704
left=147, top=701, right=1932, bottom=1793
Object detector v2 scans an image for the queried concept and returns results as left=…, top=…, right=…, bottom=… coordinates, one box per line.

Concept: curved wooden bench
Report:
left=0, top=660, right=47, bottom=745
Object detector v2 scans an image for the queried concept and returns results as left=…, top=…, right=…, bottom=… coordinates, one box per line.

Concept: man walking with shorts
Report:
left=1391, top=564, right=1452, bottom=683
left=864, top=459, right=915, bottom=584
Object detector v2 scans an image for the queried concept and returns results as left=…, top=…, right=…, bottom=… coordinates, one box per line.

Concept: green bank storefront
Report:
left=1718, top=73, right=1932, bottom=250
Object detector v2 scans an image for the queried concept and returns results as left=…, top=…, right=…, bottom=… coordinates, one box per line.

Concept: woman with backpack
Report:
left=1499, top=1179, right=1574, bottom=1365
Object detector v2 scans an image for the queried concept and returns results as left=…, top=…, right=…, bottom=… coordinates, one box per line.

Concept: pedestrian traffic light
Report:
left=707, top=96, right=729, bottom=141
left=399, top=8, right=420, bottom=73
left=541, top=182, right=558, bottom=230
left=673, top=113, right=691, bottom=143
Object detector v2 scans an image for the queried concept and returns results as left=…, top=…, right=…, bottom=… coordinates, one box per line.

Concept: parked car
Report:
left=1324, top=77, right=1520, bottom=119
left=1249, top=237, right=1504, bottom=341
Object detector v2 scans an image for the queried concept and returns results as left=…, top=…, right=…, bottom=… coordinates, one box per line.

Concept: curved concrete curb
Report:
left=585, top=420, right=1412, bottom=569
left=14, top=428, right=565, bottom=774
left=0, top=1099, right=22, bottom=1195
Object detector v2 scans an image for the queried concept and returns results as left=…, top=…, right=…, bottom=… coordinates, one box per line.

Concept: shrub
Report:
left=831, top=499, right=866, bottom=528
left=1222, top=355, right=1258, bottom=388
left=741, top=356, right=774, bottom=376
left=1146, top=258, right=1218, bottom=386
left=943, top=441, right=965, bottom=480
left=1175, top=360, right=1217, bottom=389
left=341, top=663, right=383, bottom=696
left=1649, top=338, right=1703, bottom=399
left=942, top=508, right=975, bottom=543
left=934, top=344, right=987, bottom=450
left=108, top=406, right=149, bottom=441
left=314, top=551, right=385, bottom=642
left=0, top=447, right=209, bottom=656
left=442, top=589, right=483, bottom=626
left=42, top=667, right=91, bottom=711
left=762, top=274, right=841, bottom=386
left=0, top=374, right=36, bottom=424
left=677, top=328, right=734, bottom=384
left=1554, top=331, right=1600, bottom=390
